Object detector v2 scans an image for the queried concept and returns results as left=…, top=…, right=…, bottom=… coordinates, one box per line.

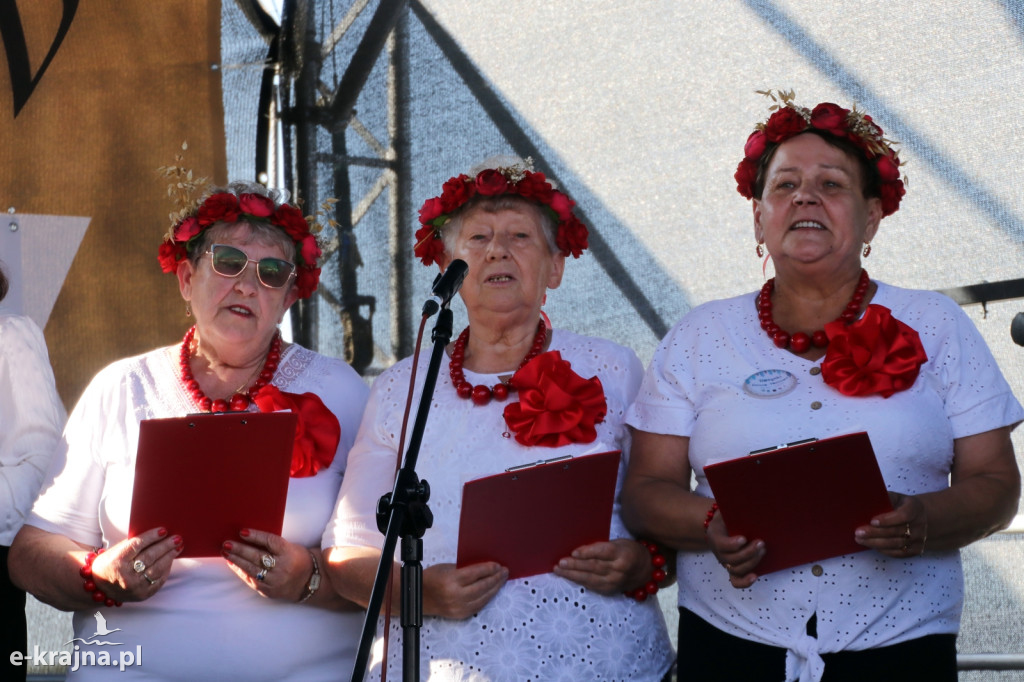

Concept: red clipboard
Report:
left=456, top=450, right=621, bottom=579
left=703, top=432, right=892, bottom=575
left=129, top=412, right=297, bottom=557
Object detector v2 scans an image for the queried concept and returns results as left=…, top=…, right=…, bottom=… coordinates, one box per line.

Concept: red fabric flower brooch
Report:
left=254, top=385, right=341, bottom=477
left=821, top=304, right=927, bottom=398
left=502, top=351, right=607, bottom=447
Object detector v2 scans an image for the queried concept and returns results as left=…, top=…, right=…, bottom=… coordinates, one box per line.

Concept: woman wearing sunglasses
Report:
left=10, top=181, right=369, bottom=680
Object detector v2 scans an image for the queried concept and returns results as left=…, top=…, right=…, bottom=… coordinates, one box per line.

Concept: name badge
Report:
left=743, top=369, right=797, bottom=398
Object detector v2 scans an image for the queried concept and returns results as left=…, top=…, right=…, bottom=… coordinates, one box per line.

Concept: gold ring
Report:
left=903, top=524, right=912, bottom=539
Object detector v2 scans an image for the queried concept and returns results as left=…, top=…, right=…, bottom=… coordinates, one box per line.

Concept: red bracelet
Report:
left=80, top=548, right=122, bottom=608
left=625, top=540, right=668, bottom=602
left=703, top=502, right=719, bottom=532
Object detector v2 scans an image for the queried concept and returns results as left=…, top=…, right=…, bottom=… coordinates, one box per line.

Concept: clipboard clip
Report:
left=505, top=455, right=573, bottom=472
left=748, top=437, right=818, bottom=456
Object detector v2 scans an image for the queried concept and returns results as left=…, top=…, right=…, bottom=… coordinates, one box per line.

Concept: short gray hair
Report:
left=440, top=195, right=558, bottom=257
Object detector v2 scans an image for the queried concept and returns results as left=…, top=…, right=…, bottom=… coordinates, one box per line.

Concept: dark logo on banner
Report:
left=0, top=0, right=79, bottom=117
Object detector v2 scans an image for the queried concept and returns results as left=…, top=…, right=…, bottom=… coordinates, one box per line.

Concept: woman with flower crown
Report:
left=323, top=156, right=674, bottom=680
left=621, top=91, right=1023, bottom=682
left=10, top=180, right=369, bottom=680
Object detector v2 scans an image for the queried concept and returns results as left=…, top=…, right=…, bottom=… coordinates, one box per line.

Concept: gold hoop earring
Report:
left=756, top=243, right=764, bottom=258
left=862, top=243, right=872, bottom=258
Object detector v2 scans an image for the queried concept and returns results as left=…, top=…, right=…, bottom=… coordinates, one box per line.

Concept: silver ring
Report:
left=256, top=568, right=268, bottom=581
left=143, top=572, right=156, bottom=585
left=132, top=559, right=147, bottom=574
left=260, top=554, right=276, bottom=570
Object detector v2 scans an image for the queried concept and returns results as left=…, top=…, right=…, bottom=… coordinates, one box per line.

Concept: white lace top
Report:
left=626, top=281, right=1024, bottom=682
left=324, top=329, right=674, bottom=681
left=28, top=342, right=369, bottom=681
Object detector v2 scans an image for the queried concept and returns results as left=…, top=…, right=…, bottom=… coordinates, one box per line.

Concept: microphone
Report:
left=1012, top=312, right=1024, bottom=347
left=421, top=259, right=469, bottom=317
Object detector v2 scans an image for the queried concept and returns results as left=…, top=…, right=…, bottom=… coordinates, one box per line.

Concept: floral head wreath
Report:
left=156, top=147, right=328, bottom=299
left=735, top=89, right=906, bottom=217
left=414, top=156, right=589, bottom=267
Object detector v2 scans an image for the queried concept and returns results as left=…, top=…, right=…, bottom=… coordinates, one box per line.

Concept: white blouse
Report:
left=0, top=314, right=65, bottom=545
left=28, top=342, right=369, bottom=681
left=626, top=281, right=1024, bottom=682
left=325, top=329, right=675, bottom=681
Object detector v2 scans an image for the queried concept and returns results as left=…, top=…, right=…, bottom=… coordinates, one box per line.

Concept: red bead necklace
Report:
left=450, top=319, right=547, bottom=406
left=179, top=325, right=282, bottom=412
left=757, top=270, right=870, bottom=353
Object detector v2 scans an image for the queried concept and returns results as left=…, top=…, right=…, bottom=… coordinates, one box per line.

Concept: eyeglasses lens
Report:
left=257, top=259, right=293, bottom=288
left=209, top=245, right=294, bottom=288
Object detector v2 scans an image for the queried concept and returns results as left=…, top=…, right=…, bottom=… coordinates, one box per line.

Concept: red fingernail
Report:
left=223, top=542, right=233, bottom=552
left=158, top=528, right=168, bottom=537
left=173, top=535, right=183, bottom=546
left=239, top=529, right=250, bottom=538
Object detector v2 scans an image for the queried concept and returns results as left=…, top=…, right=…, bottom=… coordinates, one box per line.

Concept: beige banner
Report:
left=0, top=0, right=226, bottom=409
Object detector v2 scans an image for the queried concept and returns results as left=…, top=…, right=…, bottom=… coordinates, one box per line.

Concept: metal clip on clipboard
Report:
left=748, top=437, right=818, bottom=456
left=505, top=455, right=573, bottom=473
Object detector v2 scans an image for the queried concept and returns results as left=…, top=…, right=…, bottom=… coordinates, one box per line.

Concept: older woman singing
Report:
left=622, top=91, right=1022, bottom=681
left=10, top=179, right=368, bottom=680
left=324, top=156, right=674, bottom=680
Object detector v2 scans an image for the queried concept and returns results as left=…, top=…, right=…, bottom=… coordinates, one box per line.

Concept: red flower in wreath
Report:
left=809, top=102, right=849, bottom=136
left=253, top=385, right=341, bottom=477
left=763, top=107, right=808, bottom=142
left=439, top=174, right=476, bottom=214
left=196, top=192, right=241, bottom=227
left=173, top=216, right=202, bottom=244
left=414, top=224, right=447, bottom=267
left=821, top=304, right=927, bottom=398
left=475, top=168, right=511, bottom=196
left=157, top=241, right=186, bottom=274
left=239, top=193, right=275, bottom=218
left=502, top=351, right=607, bottom=448
left=555, top=216, right=589, bottom=259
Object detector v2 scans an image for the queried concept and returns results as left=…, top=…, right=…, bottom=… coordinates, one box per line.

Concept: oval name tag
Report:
left=743, top=369, right=797, bottom=398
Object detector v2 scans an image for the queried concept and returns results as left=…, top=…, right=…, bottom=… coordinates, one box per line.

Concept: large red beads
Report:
left=449, top=320, right=547, bottom=405
left=178, top=325, right=281, bottom=413
left=757, top=270, right=869, bottom=353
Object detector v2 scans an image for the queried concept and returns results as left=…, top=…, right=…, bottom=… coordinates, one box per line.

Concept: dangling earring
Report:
left=756, top=242, right=764, bottom=258
left=862, top=243, right=872, bottom=258
left=185, top=301, right=192, bottom=317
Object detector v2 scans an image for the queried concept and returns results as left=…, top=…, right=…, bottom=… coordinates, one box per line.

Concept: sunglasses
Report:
left=205, top=244, right=296, bottom=289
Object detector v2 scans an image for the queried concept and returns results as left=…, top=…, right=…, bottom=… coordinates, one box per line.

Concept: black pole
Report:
left=350, top=307, right=453, bottom=681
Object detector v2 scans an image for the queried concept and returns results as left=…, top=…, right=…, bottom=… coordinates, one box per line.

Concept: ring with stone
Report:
left=132, top=559, right=147, bottom=574
left=261, top=554, right=277, bottom=570
left=256, top=568, right=268, bottom=581
left=143, top=572, right=157, bottom=585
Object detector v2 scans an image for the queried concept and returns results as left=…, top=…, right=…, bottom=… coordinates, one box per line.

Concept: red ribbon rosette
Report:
left=502, top=351, right=607, bottom=448
left=820, top=304, right=927, bottom=398
left=253, top=385, right=341, bottom=477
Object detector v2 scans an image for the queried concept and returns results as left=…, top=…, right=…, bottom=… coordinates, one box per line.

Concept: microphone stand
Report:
left=350, top=307, right=453, bottom=682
